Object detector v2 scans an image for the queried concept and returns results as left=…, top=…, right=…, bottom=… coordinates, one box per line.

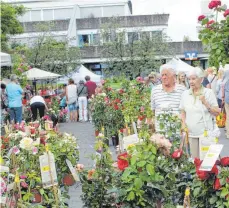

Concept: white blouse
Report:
left=180, top=88, right=218, bottom=136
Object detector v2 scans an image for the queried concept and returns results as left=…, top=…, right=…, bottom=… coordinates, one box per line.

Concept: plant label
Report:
left=66, top=159, right=80, bottom=182
left=122, top=134, right=141, bottom=150
left=199, top=136, right=217, bottom=160
left=199, top=144, right=223, bottom=171
left=39, top=152, right=58, bottom=188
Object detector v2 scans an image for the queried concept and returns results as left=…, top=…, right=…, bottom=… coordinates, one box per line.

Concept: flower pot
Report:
left=62, top=174, right=75, bottom=186
left=31, top=189, right=42, bottom=203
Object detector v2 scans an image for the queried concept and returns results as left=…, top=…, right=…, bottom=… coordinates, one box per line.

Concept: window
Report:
left=140, top=31, right=151, bottom=39
left=54, top=8, right=72, bottom=20
left=78, top=34, right=100, bottom=47
left=128, top=32, right=139, bottom=43
left=43, top=9, right=53, bottom=21
left=152, top=31, right=162, bottom=39
left=31, top=10, right=41, bottom=21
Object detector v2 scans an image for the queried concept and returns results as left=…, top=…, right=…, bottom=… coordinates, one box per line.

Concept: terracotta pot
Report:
left=95, top=130, right=99, bottom=137
left=31, top=189, right=42, bottom=203
left=62, top=174, right=75, bottom=186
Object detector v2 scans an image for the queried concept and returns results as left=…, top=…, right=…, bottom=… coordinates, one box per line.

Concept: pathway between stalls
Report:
left=59, top=122, right=95, bottom=208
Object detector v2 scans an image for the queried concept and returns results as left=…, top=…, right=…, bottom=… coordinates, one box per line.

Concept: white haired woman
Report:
left=180, top=67, right=220, bottom=158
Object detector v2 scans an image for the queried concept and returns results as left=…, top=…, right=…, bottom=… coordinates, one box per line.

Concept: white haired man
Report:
left=151, top=64, right=186, bottom=132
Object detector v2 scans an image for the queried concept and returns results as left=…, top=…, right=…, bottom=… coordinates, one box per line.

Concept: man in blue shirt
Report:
left=6, top=74, right=23, bottom=124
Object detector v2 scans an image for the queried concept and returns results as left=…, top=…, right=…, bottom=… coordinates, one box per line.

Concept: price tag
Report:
left=66, top=159, right=80, bottom=182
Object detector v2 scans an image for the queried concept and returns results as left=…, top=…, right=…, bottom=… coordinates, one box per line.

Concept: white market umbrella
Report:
left=1, top=52, right=12, bottom=66
left=23, top=68, right=61, bottom=80
left=165, top=58, right=195, bottom=74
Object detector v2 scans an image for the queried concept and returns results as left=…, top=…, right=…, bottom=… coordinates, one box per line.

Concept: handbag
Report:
left=216, top=104, right=226, bottom=128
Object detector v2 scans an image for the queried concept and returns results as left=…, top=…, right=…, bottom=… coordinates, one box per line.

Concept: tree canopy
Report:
left=100, top=17, right=173, bottom=78
left=0, top=2, right=25, bottom=51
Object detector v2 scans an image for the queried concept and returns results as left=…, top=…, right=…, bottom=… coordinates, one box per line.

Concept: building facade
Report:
left=7, top=0, right=208, bottom=74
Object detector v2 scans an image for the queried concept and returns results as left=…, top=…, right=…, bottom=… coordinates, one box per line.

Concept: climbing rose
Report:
left=210, top=164, right=218, bottom=175
left=220, top=157, right=229, bottom=167
left=194, top=158, right=202, bottom=167
left=198, top=15, right=206, bottom=21
left=208, top=0, right=221, bottom=9
left=224, top=9, right=229, bottom=17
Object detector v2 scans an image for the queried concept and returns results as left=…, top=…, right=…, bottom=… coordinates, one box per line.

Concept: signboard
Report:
left=39, top=152, right=58, bottom=188
left=199, top=144, right=223, bottom=171
left=184, top=51, right=198, bottom=60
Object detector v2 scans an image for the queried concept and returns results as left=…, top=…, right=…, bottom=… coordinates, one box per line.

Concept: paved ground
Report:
left=59, top=122, right=229, bottom=208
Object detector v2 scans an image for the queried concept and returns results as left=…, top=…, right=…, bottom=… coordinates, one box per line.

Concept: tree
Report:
left=23, top=23, right=81, bottom=75
left=100, top=17, right=173, bottom=78
left=0, top=2, right=25, bottom=51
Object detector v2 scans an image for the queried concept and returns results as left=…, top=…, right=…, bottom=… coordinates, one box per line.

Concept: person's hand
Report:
left=199, top=95, right=207, bottom=105
left=222, top=97, right=225, bottom=105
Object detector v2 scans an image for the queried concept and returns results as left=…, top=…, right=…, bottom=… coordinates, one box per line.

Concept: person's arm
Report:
left=180, top=110, right=187, bottom=130
left=199, top=93, right=220, bottom=116
left=65, top=87, right=68, bottom=103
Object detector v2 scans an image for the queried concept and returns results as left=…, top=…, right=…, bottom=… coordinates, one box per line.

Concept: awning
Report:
left=23, top=68, right=61, bottom=80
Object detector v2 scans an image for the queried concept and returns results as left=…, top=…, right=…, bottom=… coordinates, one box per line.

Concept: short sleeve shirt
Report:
left=180, top=88, right=218, bottom=136
left=151, top=84, right=186, bottom=132
left=6, top=83, right=23, bottom=108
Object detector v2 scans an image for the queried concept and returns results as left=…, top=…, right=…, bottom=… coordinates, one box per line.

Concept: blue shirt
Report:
left=225, top=80, right=229, bottom=104
left=6, top=83, right=23, bottom=108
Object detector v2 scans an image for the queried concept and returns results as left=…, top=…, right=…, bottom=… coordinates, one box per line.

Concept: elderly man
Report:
left=151, top=64, right=186, bottom=132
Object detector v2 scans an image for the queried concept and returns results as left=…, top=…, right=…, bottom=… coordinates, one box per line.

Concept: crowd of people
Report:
left=0, top=75, right=98, bottom=126
left=1, top=66, right=229, bottom=158
left=150, top=65, right=228, bottom=158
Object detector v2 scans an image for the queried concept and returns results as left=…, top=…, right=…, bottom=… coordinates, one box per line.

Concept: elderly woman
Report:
left=180, top=67, right=220, bottom=158
left=6, top=74, right=23, bottom=124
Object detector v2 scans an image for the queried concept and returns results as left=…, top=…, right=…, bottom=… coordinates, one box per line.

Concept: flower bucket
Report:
left=117, top=152, right=129, bottom=171
left=62, top=174, right=75, bottom=186
left=31, top=189, right=42, bottom=203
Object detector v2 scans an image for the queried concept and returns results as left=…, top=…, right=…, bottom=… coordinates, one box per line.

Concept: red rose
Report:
left=224, top=9, right=229, bottom=17
left=117, top=152, right=129, bottom=171
left=213, top=178, right=221, bottom=190
left=208, top=0, right=221, bottom=9
left=120, top=129, right=124, bottom=133
left=119, top=89, right=124, bottom=94
left=114, top=104, right=119, bottom=110
left=210, top=164, right=218, bottom=175
left=194, top=158, right=202, bottom=168
left=138, top=115, right=145, bottom=121
left=115, top=99, right=121, bottom=103
left=207, top=20, right=215, bottom=26
left=171, top=149, right=183, bottom=159
left=220, top=157, right=229, bottom=167
left=196, top=169, right=210, bottom=180
left=107, top=87, right=112, bottom=91
left=198, top=15, right=206, bottom=21
left=40, top=138, right=46, bottom=145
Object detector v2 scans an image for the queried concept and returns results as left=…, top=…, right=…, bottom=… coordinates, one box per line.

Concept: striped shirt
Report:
left=151, top=84, right=186, bottom=132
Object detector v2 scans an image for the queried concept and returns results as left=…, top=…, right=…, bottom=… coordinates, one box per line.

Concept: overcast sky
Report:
left=131, top=0, right=229, bottom=41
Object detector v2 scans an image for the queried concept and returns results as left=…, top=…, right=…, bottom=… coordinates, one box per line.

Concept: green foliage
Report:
left=198, top=6, right=229, bottom=67
left=0, top=2, right=25, bottom=51
left=100, top=17, right=173, bottom=78
left=80, top=135, right=116, bottom=207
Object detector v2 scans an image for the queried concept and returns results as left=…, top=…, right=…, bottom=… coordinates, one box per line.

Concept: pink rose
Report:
left=208, top=0, right=221, bottom=9
left=32, top=147, right=38, bottom=155
left=198, top=15, right=206, bottom=21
